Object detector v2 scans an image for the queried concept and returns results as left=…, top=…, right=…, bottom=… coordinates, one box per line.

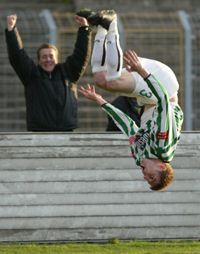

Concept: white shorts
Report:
left=129, top=58, right=179, bottom=106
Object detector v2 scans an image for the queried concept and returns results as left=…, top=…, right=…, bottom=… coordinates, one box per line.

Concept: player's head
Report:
left=150, top=163, right=174, bottom=191
left=37, top=43, right=59, bottom=73
left=140, top=159, right=174, bottom=191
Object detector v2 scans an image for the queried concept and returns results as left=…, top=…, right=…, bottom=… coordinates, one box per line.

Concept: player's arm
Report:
left=79, top=84, right=138, bottom=137
left=143, top=70, right=183, bottom=162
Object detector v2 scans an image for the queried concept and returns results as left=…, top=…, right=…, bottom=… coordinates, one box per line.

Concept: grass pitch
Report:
left=0, top=240, right=200, bottom=254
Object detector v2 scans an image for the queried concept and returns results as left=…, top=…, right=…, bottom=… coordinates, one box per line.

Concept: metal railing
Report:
left=0, top=10, right=197, bottom=131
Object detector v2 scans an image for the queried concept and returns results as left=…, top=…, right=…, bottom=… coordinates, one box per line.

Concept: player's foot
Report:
left=88, top=9, right=117, bottom=30
left=76, top=8, right=96, bottom=19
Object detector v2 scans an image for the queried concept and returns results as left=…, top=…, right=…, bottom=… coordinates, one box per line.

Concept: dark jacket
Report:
left=5, top=26, right=91, bottom=131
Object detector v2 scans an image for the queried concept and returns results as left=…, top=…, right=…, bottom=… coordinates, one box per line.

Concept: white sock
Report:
left=91, top=26, right=108, bottom=73
left=106, top=19, right=123, bottom=81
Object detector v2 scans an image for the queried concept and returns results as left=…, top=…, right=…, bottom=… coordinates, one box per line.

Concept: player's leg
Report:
left=89, top=10, right=136, bottom=93
left=105, top=16, right=123, bottom=81
left=90, top=12, right=124, bottom=89
left=91, top=25, right=107, bottom=73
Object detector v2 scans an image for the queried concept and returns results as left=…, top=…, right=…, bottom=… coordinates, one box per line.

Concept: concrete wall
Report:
left=0, top=132, right=199, bottom=242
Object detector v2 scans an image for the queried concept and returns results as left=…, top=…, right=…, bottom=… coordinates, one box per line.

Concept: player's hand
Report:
left=79, top=84, right=107, bottom=106
left=124, top=50, right=141, bottom=71
left=7, top=14, right=17, bottom=31
left=75, top=15, right=89, bottom=27
left=124, top=50, right=150, bottom=78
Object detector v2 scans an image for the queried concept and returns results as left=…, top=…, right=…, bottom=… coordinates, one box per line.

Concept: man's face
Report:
left=38, top=48, right=58, bottom=73
left=140, top=159, right=165, bottom=188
